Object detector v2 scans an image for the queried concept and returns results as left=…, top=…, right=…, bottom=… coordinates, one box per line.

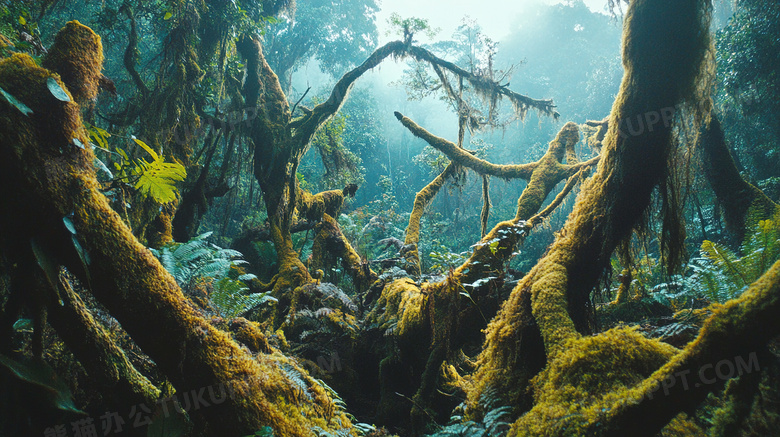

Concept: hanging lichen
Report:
left=466, top=0, right=716, bottom=430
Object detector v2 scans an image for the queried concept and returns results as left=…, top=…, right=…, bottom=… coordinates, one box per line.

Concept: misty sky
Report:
left=375, top=0, right=610, bottom=43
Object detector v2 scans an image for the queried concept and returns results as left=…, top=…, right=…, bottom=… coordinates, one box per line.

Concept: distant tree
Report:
left=715, top=0, right=780, bottom=181
left=263, top=0, right=380, bottom=93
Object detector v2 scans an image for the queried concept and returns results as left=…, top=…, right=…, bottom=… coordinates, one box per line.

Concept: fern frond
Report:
left=280, top=363, right=313, bottom=402
left=660, top=214, right=780, bottom=305
left=741, top=218, right=780, bottom=281
left=151, top=234, right=251, bottom=296
left=210, top=279, right=276, bottom=318
left=196, top=259, right=232, bottom=279
left=134, top=158, right=186, bottom=203
left=133, top=137, right=159, bottom=161
left=700, top=240, right=749, bottom=289
left=215, top=248, right=244, bottom=259
left=171, top=239, right=208, bottom=262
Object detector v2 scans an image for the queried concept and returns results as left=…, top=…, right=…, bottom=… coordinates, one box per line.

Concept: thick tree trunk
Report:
left=698, top=113, right=779, bottom=239
left=0, top=25, right=348, bottom=436
left=468, top=0, right=716, bottom=426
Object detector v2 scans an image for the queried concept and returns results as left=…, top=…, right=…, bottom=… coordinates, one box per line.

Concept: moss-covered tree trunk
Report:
left=365, top=117, right=597, bottom=433
left=0, top=23, right=350, bottom=437
left=698, top=112, right=780, bottom=239
left=468, top=0, right=716, bottom=424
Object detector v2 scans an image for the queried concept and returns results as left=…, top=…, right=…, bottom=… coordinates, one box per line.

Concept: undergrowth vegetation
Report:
left=654, top=210, right=780, bottom=306
left=150, top=232, right=276, bottom=318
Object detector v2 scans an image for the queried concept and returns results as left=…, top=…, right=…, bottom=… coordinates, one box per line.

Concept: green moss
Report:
left=0, top=34, right=12, bottom=54
left=41, top=21, right=103, bottom=103
left=395, top=111, right=536, bottom=180
left=230, top=317, right=273, bottom=354
left=514, top=122, right=578, bottom=221
left=0, top=34, right=351, bottom=436
left=711, top=352, right=780, bottom=437
left=297, top=188, right=345, bottom=222
left=269, top=220, right=312, bottom=294
left=310, top=213, right=377, bottom=291
left=467, top=0, right=715, bottom=427
left=508, top=327, right=699, bottom=436
left=145, top=201, right=176, bottom=248
left=367, top=278, right=427, bottom=337
left=403, top=163, right=460, bottom=275
left=43, top=273, right=161, bottom=409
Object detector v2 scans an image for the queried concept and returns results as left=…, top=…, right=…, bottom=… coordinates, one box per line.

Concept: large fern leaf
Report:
left=131, top=137, right=186, bottom=203
left=135, top=158, right=186, bottom=203
left=660, top=213, right=780, bottom=305
left=700, top=240, right=748, bottom=290
left=150, top=234, right=272, bottom=318
left=210, top=278, right=276, bottom=318
left=740, top=218, right=780, bottom=281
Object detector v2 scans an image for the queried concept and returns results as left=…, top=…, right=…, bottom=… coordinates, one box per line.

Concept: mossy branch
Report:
left=512, top=122, right=580, bottom=221
left=394, top=111, right=537, bottom=180
left=43, top=273, right=160, bottom=407
left=296, top=188, right=345, bottom=222
left=292, top=41, right=407, bottom=147
left=406, top=45, right=559, bottom=120
left=311, top=213, right=378, bottom=292
left=592, top=258, right=780, bottom=436
left=526, top=168, right=587, bottom=229
left=403, top=162, right=460, bottom=276
left=293, top=39, right=559, bottom=149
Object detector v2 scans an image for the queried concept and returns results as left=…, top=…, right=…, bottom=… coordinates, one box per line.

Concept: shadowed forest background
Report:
left=0, top=0, right=779, bottom=436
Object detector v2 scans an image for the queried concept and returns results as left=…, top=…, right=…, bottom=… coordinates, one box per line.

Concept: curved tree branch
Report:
left=406, top=45, right=559, bottom=120
left=394, top=111, right=538, bottom=180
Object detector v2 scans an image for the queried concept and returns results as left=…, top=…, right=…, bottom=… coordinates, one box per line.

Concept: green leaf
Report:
left=30, top=237, right=62, bottom=304
left=0, top=86, right=33, bottom=115
left=0, top=354, right=85, bottom=415
left=63, top=215, right=77, bottom=234
left=47, top=77, right=71, bottom=102
left=93, top=125, right=111, bottom=138
left=117, top=147, right=129, bottom=162
left=163, top=12, right=173, bottom=20
left=18, top=16, right=26, bottom=26
left=701, top=240, right=748, bottom=288
left=87, top=124, right=111, bottom=151
left=133, top=137, right=159, bottom=161
left=135, top=159, right=186, bottom=203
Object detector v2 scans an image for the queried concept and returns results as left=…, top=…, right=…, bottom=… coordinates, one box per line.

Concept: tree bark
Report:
left=468, top=0, right=716, bottom=425
left=0, top=26, right=349, bottom=436
left=698, top=113, right=779, bottom=239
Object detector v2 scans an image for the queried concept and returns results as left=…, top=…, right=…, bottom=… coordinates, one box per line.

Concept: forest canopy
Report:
left=0, top=0, right=779, bottom=436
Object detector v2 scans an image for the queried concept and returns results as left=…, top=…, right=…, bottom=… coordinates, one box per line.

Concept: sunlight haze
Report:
left=376, top=0, right=610, bottom=43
